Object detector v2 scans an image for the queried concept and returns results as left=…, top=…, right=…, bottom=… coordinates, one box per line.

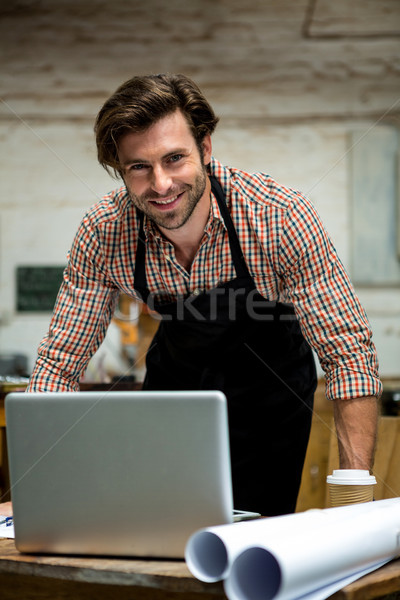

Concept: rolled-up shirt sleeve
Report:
left=27, top=214, right=119, bottom=392
left=278, top=192, right=382, bottom=401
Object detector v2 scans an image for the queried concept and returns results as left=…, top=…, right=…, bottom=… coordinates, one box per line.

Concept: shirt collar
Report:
left=208, top=179, right=225, bottom=225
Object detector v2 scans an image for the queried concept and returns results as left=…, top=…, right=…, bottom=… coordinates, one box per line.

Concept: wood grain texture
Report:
left=0, top=539, right=399, bottom=599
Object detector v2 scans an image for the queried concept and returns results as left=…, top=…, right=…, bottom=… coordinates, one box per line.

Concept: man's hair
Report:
left=94, top=73, right=219, bottom=177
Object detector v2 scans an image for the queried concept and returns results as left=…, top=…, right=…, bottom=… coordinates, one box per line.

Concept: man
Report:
left=27, top=73, right=381, bottom=516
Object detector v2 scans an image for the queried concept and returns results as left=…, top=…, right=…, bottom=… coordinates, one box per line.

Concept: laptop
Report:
left=6, top=390, right=238, bottom=558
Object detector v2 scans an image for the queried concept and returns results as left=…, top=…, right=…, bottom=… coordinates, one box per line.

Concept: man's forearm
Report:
left=332, top=396, right=379, bottom=471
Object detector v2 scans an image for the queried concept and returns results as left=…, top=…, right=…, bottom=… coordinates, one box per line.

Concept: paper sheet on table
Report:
left=296, top=559, right=390, bottom=600
left=0, top=520, right=14, bottom=539
left=185, top=498, right=400, bottom=600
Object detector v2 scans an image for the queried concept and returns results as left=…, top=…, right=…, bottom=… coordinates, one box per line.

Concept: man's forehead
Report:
left=117, top=111, right=196, bottom=158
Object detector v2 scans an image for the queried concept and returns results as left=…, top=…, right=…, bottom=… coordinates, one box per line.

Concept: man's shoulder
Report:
left=84, top=185, right=134, bottom=228
left=210, top=158, right=302, bottom=212
left=232, top=169, right=297, bottom=211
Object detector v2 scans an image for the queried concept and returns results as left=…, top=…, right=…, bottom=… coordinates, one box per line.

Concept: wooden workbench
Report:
left=0, top=538, right=399, bottom=600
left=1, top=383, right=399, bottom=598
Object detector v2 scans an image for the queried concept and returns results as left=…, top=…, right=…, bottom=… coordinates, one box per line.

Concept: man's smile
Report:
left=147, top=190, right=186, bottom=211
left=152, top=196, right=178, bottom=205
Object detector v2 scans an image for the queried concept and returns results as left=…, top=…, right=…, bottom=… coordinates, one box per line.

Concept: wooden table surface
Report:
left=1, top=389, right=400, bottom=598
left=0, top=539, right=223, bottom=600
left=0, top=538, right=399, bottom=600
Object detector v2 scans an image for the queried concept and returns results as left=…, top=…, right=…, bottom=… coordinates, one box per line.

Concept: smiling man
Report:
left=27, top=74, right=381, bottom=517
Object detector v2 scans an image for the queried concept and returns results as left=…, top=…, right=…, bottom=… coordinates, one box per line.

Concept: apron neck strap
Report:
left=209, top=176, right=251, bottom=280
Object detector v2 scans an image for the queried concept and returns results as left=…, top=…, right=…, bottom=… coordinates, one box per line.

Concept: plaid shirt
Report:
left=28, top=157, right=382, bottom=400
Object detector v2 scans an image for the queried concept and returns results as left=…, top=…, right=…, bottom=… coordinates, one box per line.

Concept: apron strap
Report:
left=133, top=210, right=150, bottom=303
left=209, top=176, right=252, bottom=280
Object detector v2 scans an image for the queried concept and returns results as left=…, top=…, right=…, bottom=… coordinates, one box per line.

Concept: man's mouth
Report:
left=152, top=195, right=179, bottom=205
left=148, top=190, right=185, bottom=208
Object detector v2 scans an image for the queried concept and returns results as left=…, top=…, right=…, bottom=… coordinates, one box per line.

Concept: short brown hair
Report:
left=94, top=73, right=219, bottom=177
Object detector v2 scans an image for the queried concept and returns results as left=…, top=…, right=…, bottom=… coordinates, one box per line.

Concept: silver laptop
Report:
left=6, top=390, right=235, bottom=558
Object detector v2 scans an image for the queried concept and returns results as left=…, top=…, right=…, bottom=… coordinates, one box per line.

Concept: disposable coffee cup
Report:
left=326, top=469, right=376, bottom=507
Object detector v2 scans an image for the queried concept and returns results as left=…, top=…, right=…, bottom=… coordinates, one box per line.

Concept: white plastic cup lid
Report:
left=326, top=469, right=377, bottom=485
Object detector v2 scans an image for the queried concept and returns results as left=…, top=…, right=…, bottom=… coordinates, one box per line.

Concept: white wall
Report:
left=0, top=0, right=399, bottom=378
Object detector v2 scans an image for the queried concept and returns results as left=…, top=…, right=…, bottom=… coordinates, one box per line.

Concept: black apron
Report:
left=134, top=176, right=317, bottom=516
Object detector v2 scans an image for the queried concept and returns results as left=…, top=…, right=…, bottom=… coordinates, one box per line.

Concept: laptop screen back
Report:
left=6, top=390, right=233, bottom=558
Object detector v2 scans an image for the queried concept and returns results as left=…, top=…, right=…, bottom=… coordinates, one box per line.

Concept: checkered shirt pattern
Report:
left=27, top=157, right=382, bottom=401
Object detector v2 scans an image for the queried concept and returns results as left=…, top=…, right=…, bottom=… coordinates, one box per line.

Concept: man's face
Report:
left=117, top=110, right=212, bottom=231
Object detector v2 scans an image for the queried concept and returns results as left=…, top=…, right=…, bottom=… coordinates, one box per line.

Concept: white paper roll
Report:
left=225, top=499, right=400, bottom=600
left=185, top=498, right=400, bottom=583
left=186, top=511, right=326, bottom=582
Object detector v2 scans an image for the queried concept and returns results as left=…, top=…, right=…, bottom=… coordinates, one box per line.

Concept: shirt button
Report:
left=192, top=288, right=201, bottom=296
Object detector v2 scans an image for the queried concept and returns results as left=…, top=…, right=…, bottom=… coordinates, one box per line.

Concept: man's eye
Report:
left=130, top=164, right=146, bottom=171
left=168, top=154, right=183, bottom=163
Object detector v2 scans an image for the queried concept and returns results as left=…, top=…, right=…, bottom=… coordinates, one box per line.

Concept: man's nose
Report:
left=151, top=165, right=172, bottom=195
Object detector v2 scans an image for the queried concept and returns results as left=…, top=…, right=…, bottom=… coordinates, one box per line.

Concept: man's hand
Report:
left=333, top=396, right=379, bottom=471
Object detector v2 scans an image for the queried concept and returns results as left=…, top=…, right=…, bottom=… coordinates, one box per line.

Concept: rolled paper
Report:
left=224, top=499, right=400, bottom=600
left=185, top=498, right=400, bottom=583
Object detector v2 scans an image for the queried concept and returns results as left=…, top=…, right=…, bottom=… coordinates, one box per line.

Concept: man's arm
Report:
left=27, top=214, right=119, bottom=392
left=276, top=192, right=382, bottom=467
left=333, top=396, right=379, bottom=471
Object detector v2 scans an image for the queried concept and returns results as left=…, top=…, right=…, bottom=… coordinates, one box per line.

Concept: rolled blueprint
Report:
left=225, top=499, right=400, bottom=600
left=185, top=498, right=400, bottom=583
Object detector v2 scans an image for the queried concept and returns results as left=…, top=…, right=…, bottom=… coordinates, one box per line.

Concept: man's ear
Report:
left=201, top=134, right=212, bottom=165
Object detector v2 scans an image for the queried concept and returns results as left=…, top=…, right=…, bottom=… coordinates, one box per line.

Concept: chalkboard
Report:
left=16, top=266, right=65, bottom=312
